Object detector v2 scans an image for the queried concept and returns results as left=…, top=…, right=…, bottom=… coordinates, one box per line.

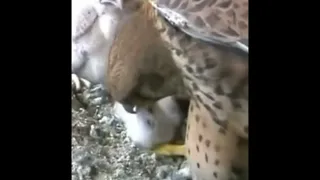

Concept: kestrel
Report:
left=104, top=0, right=248, bottom=179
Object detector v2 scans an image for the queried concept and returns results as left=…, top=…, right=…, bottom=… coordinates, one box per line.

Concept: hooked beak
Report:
left=99, top=0, right=123, bottom=10
left=121, top=103, right=137, bottom=114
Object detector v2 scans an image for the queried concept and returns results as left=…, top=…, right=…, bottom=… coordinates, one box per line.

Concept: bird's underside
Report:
left=152, top=11, right=248, bottom=180
left=106, top=5, right=190, bottom=108
left=105, top=0, right=248, bottom=180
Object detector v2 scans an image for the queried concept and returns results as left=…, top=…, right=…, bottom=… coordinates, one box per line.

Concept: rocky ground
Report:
left=71, top=84, right=191, bottom=180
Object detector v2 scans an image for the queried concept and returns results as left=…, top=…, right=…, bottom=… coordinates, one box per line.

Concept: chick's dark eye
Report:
left=146, top=119, right=152, bottom=126
left=145, top=119, right=155, bottom=129
left=147, top=107, right=153, bottom=113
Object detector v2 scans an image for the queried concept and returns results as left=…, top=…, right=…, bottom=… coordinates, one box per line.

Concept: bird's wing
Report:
left=148, top=0, right=248, bottom=52
left=72, top=6, right=99, bottom=41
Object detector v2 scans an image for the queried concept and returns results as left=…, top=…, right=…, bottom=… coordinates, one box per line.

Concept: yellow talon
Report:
left=151, top=144, right=186, bottom=157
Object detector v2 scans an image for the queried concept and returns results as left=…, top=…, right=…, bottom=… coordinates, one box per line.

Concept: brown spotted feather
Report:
left=139, top=2, right=249, bottom=179
left=151, top=0, right=248, bottom=45
left=106, top=1, right=248, bottom=179
left=106, top=6, right=188, bottom=106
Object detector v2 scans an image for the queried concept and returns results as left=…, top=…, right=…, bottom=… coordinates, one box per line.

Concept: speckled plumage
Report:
left=105, top=0, right=248, bottom=180
left=106, top=5, right=189, bottom=106
left=149, top=0, right=248, bottom=52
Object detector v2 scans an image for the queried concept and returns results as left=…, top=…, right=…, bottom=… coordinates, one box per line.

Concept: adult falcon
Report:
left=103, top=0, right=248, bottom=179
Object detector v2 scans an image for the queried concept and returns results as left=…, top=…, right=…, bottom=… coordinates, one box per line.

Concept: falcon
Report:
left=103, top=0, right=248, bottom=179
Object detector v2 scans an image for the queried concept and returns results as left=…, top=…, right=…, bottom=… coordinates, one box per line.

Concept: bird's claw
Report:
left=72, top=74, right=91, bottom=92
left=72, top=74, right=109, bottom=107
left=82, top=84, right=109, bottom=106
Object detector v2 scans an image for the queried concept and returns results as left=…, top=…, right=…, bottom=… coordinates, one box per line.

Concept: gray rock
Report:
left=72, top=84, right=189, bottom=180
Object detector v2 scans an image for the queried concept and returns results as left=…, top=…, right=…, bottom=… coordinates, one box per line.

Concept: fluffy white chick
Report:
left=72, top=0, right=122, bottom=85
left=113, top=96, right=184, bottom=149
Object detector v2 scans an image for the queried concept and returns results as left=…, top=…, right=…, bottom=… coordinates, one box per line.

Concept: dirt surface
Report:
left=71, top=84, right=191, bottom=180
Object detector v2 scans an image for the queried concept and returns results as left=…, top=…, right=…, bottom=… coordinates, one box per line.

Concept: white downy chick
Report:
left=72, top=0, right=122, bottom=85
left=113, top=96, right=184, bottom=149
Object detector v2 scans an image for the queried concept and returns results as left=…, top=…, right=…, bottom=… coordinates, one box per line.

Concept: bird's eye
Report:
left=145, top=119, right=155, bottom=129
left=147, top=107, right=153, bottom=114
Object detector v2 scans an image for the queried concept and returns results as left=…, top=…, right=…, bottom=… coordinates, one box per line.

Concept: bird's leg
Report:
left=151, top=116, right=187, bottom=157
left=151, top=143, right=186, bottom=157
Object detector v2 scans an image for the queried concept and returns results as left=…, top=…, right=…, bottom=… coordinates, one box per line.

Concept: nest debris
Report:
left=72, top=85, right=191, bottom=180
